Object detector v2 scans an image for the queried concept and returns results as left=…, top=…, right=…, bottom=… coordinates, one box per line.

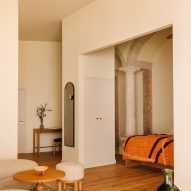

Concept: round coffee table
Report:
left=14, top=168, right=65, bottom=191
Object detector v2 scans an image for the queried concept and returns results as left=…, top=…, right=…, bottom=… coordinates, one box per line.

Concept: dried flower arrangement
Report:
left=36, top=103, right=52, bottom=130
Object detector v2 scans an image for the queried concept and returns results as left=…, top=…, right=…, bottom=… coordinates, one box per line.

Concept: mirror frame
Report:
left=64, top=82, right=75, bottom=147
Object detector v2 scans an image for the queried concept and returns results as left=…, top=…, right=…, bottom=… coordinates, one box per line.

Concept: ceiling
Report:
left=19, top=0, right=95, bottom=42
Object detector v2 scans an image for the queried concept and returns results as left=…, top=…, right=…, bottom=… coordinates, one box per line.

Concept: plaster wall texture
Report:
left=0, top=0, right=18, bottom=159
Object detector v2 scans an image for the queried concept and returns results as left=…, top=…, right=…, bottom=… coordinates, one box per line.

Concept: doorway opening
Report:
left=115, top=27, right=174, bottom=167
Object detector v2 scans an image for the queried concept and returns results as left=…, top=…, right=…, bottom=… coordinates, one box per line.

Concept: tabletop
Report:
left=33, top=128, right=62, bottom=133
left=14, top=168, right=65, bottom=183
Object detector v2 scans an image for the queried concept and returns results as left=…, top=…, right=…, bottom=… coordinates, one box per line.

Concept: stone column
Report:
left=119, top=66, right=141, bottom=136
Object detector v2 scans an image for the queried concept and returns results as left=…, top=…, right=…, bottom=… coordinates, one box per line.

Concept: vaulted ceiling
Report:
left=116, top=27, right=172, bottom=66
left=19, top=0, right=95, bottom=42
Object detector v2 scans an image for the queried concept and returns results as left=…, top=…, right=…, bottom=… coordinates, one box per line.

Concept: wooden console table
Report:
left=33, top=128, right=62, bottom=154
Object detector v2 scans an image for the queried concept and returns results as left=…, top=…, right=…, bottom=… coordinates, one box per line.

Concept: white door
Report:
left=18, top=89, right=25, bottom=153
left=84, top=78, right=115, bottom=167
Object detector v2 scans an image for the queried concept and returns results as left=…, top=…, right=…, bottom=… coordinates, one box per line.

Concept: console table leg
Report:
left=37, top=131, right=40, bottom=154
left=33, top=131, right=35, bottom=153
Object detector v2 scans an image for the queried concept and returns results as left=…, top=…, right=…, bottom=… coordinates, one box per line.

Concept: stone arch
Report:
left=126, top=33, right=154, bottom=65
left=115, top=48, right=125, bottom=67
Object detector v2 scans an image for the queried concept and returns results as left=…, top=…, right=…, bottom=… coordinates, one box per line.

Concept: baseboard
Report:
left=84, top=159, right=116, bottom=169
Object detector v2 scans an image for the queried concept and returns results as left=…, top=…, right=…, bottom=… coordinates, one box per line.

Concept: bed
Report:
left=123, top=134, right=174, bottom=167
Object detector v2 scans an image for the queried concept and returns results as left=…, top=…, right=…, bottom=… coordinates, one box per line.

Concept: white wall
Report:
left=62, top=0, right=172, bottom=163
left=152, top=40, right=173, bottom=134
left=19, top=41, right=62, bottom=153
left=62, top=1, right=191, bottom=189
left=62, top=14, right=79, bottom=162
left=173, top=0, right=191, bottom=190
left=77, top=0, right=172, bottom=53
left=0, top=0, right=18, bottom=159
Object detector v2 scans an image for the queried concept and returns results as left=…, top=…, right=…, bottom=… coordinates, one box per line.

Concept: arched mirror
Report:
left=64, top=82, right=75, bottom=147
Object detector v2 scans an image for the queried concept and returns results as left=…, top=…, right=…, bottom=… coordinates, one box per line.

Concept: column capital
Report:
left=119, top=65, right=141, bottom=74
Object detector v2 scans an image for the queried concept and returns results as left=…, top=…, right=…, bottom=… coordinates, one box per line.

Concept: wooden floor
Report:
left=83, top=163, right=163, bottom=191
left=18, top=152, right=163, bottom=191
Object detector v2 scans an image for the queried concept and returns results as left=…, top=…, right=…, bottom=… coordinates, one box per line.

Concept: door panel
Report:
left=84, top=78, right=114, bottom=165
left=18, top=89, right=25, bottom=153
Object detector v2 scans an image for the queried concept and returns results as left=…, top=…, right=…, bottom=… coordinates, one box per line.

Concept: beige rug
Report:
left=31, top=182, right=72, bottom=191
left=44, top=181, right=72, bottom=191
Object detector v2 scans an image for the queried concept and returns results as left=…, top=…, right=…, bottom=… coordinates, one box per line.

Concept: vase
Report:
left=156, top=169, right=180, bottom=191
left=39, top=118, right=44, bottom=131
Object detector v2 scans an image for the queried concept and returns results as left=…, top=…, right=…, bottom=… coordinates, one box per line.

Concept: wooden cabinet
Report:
left=84, top=78, right=115, bottom=167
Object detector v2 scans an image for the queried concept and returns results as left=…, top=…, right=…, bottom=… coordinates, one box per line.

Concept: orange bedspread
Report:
left=123, top=134, right=174, bottom=166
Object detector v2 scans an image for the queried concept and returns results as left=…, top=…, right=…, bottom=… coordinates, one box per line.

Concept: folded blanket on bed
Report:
left=123, top=134, right=174, bottom=166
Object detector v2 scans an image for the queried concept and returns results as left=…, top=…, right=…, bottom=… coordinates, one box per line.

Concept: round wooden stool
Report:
left=56, top=162, right=84, bottom=191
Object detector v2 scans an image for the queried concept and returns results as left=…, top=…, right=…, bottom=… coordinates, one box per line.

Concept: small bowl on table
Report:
left=34, top=166, right=48, bottom=175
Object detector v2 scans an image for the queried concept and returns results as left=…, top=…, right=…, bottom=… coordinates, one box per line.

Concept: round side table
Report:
left=14, top=168, right=65, bottom=191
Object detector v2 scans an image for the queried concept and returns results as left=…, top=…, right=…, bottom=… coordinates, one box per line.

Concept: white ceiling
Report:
left=19, top=0, right=95, bottom=42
